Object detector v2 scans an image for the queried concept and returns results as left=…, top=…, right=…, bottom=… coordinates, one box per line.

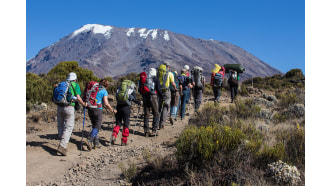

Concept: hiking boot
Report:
left=145, top=132, right=150, bottom=138
left=86, top=137, right=93, bottom=151
left=170, top=116, right=174, bottom=125
left=111, top=137, right=116, bottom=145
left=93, top=138, right=101, bottom=149
left=57, top=145, right=67, bottom=156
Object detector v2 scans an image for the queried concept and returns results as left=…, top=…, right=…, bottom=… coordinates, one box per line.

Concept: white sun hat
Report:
left=67, top=72, right=77, bottom=81
left=184, top=65, right=189, bottom=70
left=149, top=68, right=157, bottom=77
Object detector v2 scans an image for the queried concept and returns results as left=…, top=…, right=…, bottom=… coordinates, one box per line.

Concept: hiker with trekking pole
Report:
left=138, top=68, right=163, bottom=137
left=53, top=72, right=88, bottom=156
left=111, top=79, right=141, bottom=146
left=84, top=79, right=117, bottom=151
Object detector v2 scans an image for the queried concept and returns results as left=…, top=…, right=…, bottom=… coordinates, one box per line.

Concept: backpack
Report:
left=139, top=71, right=156, bottom=95
left=116, top=80, right=136, bottom=106
left=169, top=72, right=179, bottom=92
left=213, top=73, right=223, bottom=88
left=178, top=74, right=189, bottom=90
left=53, top=81, right=74, bottom=106
left=83, top=81, right=100, bottom=109
left=193, top=66, right=204, bottom=89
left=158, top=64, right=169, bottom=91
left=228, top=71, right=238, bottom=85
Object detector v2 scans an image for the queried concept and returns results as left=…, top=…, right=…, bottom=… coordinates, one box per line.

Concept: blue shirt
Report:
left=96, top=88, right=108, bottom=110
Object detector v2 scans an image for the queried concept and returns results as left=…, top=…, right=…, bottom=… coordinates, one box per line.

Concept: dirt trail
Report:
left=26, top=94, right=232, bottom=185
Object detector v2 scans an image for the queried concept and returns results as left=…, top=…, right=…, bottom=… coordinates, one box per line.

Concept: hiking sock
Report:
left=91, top=128, right=98, bottom=139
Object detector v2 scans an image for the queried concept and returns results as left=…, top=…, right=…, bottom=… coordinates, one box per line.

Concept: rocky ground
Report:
left=26, top=93, right=235, bottom=185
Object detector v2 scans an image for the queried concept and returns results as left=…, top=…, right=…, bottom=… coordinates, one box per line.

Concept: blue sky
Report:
left=26, top=0, right=305, bottom=74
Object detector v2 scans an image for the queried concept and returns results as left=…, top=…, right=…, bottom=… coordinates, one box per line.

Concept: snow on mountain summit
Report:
left=72, top=24, right=169, bottom=41
left=71, top=24, right=113, bottom=38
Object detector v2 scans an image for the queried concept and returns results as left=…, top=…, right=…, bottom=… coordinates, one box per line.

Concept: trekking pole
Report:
left=133, top=105, right=141, bottom=136
left=79, top=107, right=86, bottom=156
left=109, top=112, right=116, bottom=148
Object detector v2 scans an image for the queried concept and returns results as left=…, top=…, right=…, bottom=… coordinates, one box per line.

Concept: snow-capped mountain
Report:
left=26, top=24, right=282, bottom=80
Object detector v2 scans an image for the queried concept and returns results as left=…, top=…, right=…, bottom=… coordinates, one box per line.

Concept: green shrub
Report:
left=119, top=160, right=137, bottom=182
left=239, top=84, right=249, bottom=96
left=242, top=69, right=304, bottom=90
left=256, top=143, right=285, bottom=169
left=26, top=61, right=100, bottom=104
left=278, top=92, right=298, bottom=108
left=277, top=124, right=305, bottom=169
left=242, top=124, right=263, bottom=154
left=285, top=69, right=304, bottom=79
left=176, top=124, right=250, bottom=166
left=191, top=102, right=227, bottom=127
left=231, top=99, right=261, bottom=119
left=26, top=73, right=53, bottom=103
left=272, top=112, right=287, bottom=123
left=203, top=83, right=213, bottom=95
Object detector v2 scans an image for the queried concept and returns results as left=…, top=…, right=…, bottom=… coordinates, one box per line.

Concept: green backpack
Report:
left=116, top=80, right=136, bottom=106
left=158, top=64, right=169, bottom=91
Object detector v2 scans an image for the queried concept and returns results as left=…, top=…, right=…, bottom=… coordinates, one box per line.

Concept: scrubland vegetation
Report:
left=131, top=69, right=305, bottom=185
left=26, top=61, right=305, bottom=185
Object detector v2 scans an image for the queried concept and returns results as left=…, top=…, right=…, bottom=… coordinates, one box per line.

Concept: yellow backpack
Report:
left=158, top=64, right=169, bottom=91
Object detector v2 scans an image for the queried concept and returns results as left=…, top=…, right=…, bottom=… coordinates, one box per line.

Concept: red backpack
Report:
left=139, top=72, right=156, bottom=95
left=83, top=81, right=100, bottom=109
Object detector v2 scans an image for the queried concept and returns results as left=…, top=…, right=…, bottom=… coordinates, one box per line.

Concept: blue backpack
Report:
left=169, top=72, right=179, bottom=92
left=213, top=73, right=223, bottom=88
left=53, top=81, right=73, bottom=106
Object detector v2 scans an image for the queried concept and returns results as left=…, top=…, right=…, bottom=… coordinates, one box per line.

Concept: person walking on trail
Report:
left=211, top=64, right=225, bottom=103
left=86, top=79, right=117, bottom=150
left=184, top=65, right=192, bottom=105
left=177, top=69, right=193, bottom=120
left=138, top=68, right=163, bottom=137
left=191, top=67, right=205, bottom=113
left=56, top=72, right=87, bottom=156
left=170, top=70, right=181, bottom=125
left=112, top=80, right=141, bottom=146
left=228, top=69, right=239, bottom=103
left=158, top=63, right=176, bottom=130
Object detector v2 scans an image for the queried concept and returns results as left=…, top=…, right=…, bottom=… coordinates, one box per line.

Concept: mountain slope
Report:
left=26, top=24, right=282, bottom=80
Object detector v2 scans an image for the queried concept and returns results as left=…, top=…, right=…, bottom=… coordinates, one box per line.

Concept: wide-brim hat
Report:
left=149, top=68, right=157, bottom=77
left=67, top=72, right=77, bottom=81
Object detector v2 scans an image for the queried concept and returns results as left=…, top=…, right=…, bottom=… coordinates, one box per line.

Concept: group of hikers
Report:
left=53, top=63, right=241, bottom=156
